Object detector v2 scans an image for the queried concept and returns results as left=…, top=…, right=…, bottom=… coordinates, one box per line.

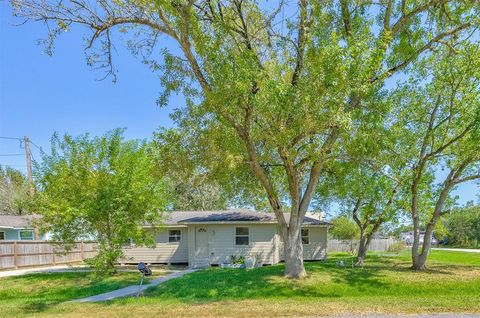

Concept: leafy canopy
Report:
left=34, top=129, right=168, bottom=272
left=0, top=166, right=31, bottom=215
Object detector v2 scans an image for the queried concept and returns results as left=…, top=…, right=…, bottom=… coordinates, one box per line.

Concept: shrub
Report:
left=387, top=241, right=406, bottom=254
left=230, top=255, right=245, bottom=264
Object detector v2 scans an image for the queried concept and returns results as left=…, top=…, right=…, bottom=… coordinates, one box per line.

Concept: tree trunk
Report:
left=412, top=184, right=450, bottom=270
left=283, top=227, right=307, bottom=279
left=411, top=214, right=421, bottom=269
left=412, top=224, right=434, bottom=270
left=356, top=231, right=368, bottom=266
left=410, top=181, right=422, bottom=269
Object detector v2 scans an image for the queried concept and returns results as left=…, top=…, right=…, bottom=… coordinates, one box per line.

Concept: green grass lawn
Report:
left=1, top=251, right=479, bottom=318
left=0, top=270, right=166, bottom=318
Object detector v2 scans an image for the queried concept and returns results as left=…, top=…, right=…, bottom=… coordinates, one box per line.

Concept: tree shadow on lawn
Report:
left=142, top=261, right=390, bottom=303
left=328, top=253, right=460, bottom=276
left=140, top=254, right=470, bottom=305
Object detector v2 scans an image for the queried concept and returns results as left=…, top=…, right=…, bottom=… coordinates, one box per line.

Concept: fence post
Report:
left=52, top=243, right=56, bottom=266
left=80, top=241, right=85, bottom=260
left=13, top=241, right=18, bottom=269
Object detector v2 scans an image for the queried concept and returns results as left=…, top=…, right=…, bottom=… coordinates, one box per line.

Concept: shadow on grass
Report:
left=139, top=252, right=476, bottom=304
left=141, top=258, right=393, bottom=303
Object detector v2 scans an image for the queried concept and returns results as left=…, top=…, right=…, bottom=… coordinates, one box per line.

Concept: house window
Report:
left=168, top=230, right=181, bottom=243
left=235, top=227, right=249, bottom=246
left=19, top=230, right=34, bottom=240
left=301, top=229, right=309, bottom=245
left=0, top=231, right=5, bottom=240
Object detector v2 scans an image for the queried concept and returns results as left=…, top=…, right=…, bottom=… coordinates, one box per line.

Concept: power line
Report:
left=0, top=153, right=24, bottom=156
left=0, top=136, right=44, bottom=152
left=0, top=136, right=22, bottom=141
left=0, top=136, right=23, bottom=148
left=29, top=140, right=42, bottom=151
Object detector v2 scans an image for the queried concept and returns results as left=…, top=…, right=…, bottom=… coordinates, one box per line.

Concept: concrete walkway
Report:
left=74, top=269, right=197, bottom=302
left=432, top=248, right=480, bottom=253
left=0, top=265, right=90, bottom=278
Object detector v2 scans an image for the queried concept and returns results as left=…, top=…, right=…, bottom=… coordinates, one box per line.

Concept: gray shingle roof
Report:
left=161, top=209, right=330, bottom=226
left=0, top=214, right=40, bottom=229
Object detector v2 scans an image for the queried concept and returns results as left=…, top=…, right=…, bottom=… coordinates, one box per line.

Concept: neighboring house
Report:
left=0, top=214, right=45, bottom=240
left=399, top=230, right=438, bottom=246
left=123, top=209, right=331, bottom=267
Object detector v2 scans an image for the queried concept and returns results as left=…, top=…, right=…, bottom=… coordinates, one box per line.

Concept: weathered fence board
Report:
left=328, top=238, right=398, bottom=253
left=0, top=241, right=97, bottom=270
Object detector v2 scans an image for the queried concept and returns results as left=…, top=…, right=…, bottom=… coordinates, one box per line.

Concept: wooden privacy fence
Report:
left=0, top=241, right=97, bottom=270
left=328, top=238, right=399, bottom=253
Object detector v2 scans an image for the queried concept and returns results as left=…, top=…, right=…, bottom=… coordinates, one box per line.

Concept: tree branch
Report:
left=298, top=129, right=339, bottom=216
left=375, top=22, right=472, bottom=81
left=291, top=0, right=308, bottom=86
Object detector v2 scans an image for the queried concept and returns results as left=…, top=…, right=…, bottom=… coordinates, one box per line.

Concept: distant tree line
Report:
left=442, top=204, right=480, bottom=248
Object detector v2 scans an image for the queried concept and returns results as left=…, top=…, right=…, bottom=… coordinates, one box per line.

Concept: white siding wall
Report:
left=279, top=227, right=328, bottom=261
left=122, top=224, right=328, bottom=266
left=122, top=227, right=189, bottom=264
left=190, top=224, right=278, bottom=266
left=302, top=227, right=327, bottom=260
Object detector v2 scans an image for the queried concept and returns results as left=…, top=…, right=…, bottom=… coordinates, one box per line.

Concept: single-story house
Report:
left=0, top=214, right=45, bottom=240
left=123, top=209, right=331, bottom=267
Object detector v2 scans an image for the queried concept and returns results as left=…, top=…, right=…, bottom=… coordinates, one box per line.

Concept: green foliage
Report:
left=0, top=165, right=31, bottom=214
left=443, top=205, right=480, bottom=248
left=389, top=224, right=415, bottom=238
left=33, top=129, right=168, bottom=272
left=390, top=44, right=480, bottom=263
left=330, top=216, right=360, bottom=241
left=229, top=255, right=245, bottom=265
left=152, top=128, right=247, bottom=211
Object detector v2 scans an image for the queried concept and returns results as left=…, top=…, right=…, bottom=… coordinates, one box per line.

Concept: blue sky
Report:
left=0, top=3, right=478, bottom=207
left=0, top=4, right=179, bottom=166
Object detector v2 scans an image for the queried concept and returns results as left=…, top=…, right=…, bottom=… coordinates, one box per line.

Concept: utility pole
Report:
left=24, top=136, right=34, bottom=196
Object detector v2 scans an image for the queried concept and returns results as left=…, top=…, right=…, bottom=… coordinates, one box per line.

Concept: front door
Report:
left=195, top=226, right=209, bottom=259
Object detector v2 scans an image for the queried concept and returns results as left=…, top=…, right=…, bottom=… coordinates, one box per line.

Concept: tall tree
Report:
left=0, top=165, right=31, bottom=215
left=318, top=95, right=407, bottom=265
left=392, top=44, right=480, bottom=270
left=11, top=0, right=479, bottom=278
left=325, top=163, right=404, bottom=265
left=34, top=130, right=168, bottom=272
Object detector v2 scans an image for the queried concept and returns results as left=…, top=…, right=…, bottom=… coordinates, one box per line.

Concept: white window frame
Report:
left=301, top=228, right=310, bottom=245
left=19, top=229, right=34, bottom=240
left=235, top=226, right=250, bottom=246
left=168, top=229, right=182, bottom=243
left=0, top=231, right=5, bottom=240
